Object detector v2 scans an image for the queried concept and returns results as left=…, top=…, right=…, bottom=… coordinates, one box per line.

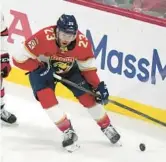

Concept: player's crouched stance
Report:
left=12, top=14, right=120, bottom=152
left=0, top=11, right=17, bottom=125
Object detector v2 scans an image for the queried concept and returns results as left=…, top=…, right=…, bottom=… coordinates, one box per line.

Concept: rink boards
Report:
left=1, top=0, right=166, bottom=125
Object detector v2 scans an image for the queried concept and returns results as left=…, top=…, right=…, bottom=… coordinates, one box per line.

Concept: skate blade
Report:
left=65, top=142, right=80, bottom=153
left=1, top=120, right=18, bottom=127
left=110, top=140, right=122, bottom=147
left=116, top=141, right=122, bottom=147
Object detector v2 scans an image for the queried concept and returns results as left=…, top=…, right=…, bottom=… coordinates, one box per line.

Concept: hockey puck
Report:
left=139, top=143, right=146, bottom=151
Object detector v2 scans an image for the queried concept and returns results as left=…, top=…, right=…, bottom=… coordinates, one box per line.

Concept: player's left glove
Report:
left=93, top=81, right=109, bottom=105
left=0, top=53, right=11, bottom=78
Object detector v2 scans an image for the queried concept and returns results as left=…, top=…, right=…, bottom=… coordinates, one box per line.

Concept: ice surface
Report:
left=1, top=82, right=166, bottom=162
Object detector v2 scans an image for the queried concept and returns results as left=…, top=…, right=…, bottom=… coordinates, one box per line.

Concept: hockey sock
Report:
left=37, top=88, right=58, bottom=108
left=96, top=113, right=110, bottom=129
left=37, top=88, right=71, bottom=132
left=88, top=104, right=110, bottom=129
left=46, top=104, right=71, bottom=132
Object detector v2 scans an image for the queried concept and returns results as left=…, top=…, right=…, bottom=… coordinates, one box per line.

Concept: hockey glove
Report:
left=29, top=62, right=55, bottom=91
left=0, top=53, right=11, bottom=78
left=93, top=81, right=109, bottom=105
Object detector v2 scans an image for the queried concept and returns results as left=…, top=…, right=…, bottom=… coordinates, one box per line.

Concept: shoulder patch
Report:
left=27, top=38, right=39, bottom=50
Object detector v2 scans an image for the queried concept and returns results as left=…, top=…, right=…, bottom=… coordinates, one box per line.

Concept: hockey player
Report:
left=0, top=11, right=17, bottom=124
left=12, top=14, right=120, bottom=152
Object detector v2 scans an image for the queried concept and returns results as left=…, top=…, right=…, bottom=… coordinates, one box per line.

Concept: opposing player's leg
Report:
left=28, top=67, right=79, bottom=152
left=0, top=79, right=17, bottom=125
left=65, top=70, right=120, bottom=144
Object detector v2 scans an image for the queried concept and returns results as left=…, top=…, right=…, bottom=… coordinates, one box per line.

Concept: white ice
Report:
left=0, top=82, right=166, bottom=162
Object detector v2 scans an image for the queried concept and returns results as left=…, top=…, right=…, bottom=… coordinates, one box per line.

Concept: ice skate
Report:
left=1, top=108, right=17, bottom=125
left=62, top=127, right=80, bottom=153
left=102, top=125, right=121, bottom=144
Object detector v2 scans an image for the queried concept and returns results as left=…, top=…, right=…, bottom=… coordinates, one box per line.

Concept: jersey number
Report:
left=44, top=28, right=56, bottom=41
left=78, top=34, right=88, bottom=48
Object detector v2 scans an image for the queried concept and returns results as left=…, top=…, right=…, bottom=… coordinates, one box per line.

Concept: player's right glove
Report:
left=0, top=53, right=11, bottom=78
left=93, top=81, right=109, bottom=105
left=29, top=62, right=54, bottom=88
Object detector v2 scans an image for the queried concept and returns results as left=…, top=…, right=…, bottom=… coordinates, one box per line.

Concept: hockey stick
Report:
left=53, top=73, right=166, bottom=127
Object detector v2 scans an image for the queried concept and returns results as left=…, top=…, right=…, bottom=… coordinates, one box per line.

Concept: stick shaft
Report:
left=53, top=73, right=166, bottom=127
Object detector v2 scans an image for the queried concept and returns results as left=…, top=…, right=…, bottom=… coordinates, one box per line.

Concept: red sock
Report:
left=37, top=88, right=58, bottom=109
left=97, top=114, right=110, bottom=129
left=56, top=116, right=71, bottom=132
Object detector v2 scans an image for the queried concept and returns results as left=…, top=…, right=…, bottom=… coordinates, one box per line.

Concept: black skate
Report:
left=1, top=108, right=17, bottom=124
left=102, top=125, right=120, bottom=144
left=62, top=127, right=80, bottom=152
